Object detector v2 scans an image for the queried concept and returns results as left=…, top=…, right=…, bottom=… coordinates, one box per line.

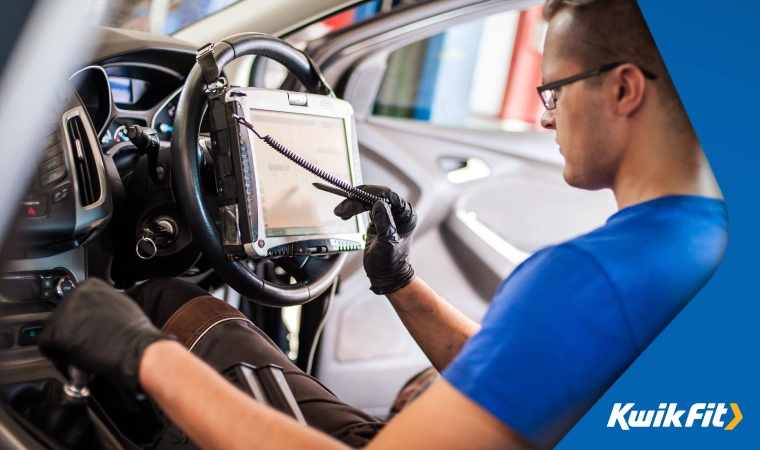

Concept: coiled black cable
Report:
left=233, top=114, right=382, bottom=205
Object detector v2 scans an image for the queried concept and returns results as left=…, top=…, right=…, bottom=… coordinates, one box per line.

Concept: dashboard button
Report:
left=40, top=165, right=67, bottom=187
left=39, top=154, right=65, bottom=174
left=41, top=133, right=60, bottom=150
left=40, top=276, right=53, bottom=290
left=40, top=142, right=62, bottom=161
left=40, top=289, right=53, bottom=300
left=53, top=184, right=70, bottom=203
left=19, top=324, right=42, bottom=346
left=21, top=193, right=48, bottom=217
left=0, top=329, right=12, bottom=349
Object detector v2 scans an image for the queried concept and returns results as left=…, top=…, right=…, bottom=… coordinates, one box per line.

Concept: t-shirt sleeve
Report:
left=442, top=244, right=638, bottom=448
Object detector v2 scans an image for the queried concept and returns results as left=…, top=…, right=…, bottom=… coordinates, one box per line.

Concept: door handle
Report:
left=440, top=157, right=490, bottom=184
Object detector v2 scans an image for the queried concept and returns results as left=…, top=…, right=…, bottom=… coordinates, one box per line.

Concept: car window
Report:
left=287, top=0, right=384, bottom=46
left=286, top=0, right=425, bottom=47
left=373, top=7, right=548, bottom=132
left=92, top=0, right=242, bottom=35
left=257, top=0, right=413, bottom=90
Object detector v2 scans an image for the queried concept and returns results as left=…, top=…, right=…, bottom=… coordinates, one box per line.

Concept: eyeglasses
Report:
left=537, top=62, right=658, bottom=110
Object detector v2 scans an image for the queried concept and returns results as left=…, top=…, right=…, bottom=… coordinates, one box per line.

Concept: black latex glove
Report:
left=38, top=278, right=171, bottom=392
left=334, top=185, right=417, bottom=295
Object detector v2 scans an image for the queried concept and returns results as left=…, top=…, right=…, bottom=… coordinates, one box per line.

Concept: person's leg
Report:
left=125, top=277, right=211, bottom=328
left=126, top=278, right=383, bottom=448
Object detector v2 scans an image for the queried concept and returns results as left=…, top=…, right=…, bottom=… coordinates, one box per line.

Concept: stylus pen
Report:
left=312, top=182, right=377, bottom=207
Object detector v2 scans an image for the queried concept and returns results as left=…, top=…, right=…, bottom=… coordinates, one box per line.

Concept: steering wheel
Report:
left=172, top=33, right=348, bottom=307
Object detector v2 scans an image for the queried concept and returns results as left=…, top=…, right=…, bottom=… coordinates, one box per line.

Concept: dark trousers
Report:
left=122, top=277, right=384, bottom=449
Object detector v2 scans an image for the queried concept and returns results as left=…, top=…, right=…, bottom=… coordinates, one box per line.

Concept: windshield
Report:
left=92, top=0, right=242, bottom=35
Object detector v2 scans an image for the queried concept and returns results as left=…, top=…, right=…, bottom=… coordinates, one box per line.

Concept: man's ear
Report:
left=608, top=63, right=647, bottom=117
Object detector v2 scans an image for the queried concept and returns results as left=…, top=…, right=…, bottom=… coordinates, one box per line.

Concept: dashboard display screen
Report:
left=110, top=77, right=150, bottom=104
left=249, top=109, right=359, bottom=238
left=109, top=77, right=131, bottom=103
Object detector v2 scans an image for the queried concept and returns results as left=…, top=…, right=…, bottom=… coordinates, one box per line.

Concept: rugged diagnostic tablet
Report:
left=207, top=87, right=367, bottom=259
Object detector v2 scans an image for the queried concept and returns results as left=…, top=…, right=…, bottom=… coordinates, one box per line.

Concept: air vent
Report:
left=66, top=115, right=101, bottom=206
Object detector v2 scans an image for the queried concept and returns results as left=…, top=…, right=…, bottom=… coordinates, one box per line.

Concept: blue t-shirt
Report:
left=442, top=196, right=728, bottom=448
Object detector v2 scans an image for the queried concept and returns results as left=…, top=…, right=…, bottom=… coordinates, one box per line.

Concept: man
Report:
left=38, top=0, right=727, bottom=448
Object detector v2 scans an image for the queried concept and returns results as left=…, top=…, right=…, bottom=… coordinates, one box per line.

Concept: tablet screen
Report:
left=249, top=109, right=360, bottom=238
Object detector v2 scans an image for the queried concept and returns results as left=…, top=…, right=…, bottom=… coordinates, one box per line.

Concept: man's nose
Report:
left=540, top=109, right=555, bottom=130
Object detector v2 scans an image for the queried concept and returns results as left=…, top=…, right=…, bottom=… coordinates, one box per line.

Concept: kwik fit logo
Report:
left=608, top=403, right=742, bottom=430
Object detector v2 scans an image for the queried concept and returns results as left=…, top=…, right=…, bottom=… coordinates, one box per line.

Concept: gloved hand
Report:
left=334, top=185, right=417, bottom=295
left=38, top=278, right=171, bottom=392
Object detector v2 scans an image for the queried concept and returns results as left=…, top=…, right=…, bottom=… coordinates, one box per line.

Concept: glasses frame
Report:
left=537, top=61, right=658, bottom=110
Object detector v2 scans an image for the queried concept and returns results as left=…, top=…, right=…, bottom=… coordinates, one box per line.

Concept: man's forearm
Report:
left=139, top=340, right=349, bottom=450
left=387, top=277, right=480, bottom=371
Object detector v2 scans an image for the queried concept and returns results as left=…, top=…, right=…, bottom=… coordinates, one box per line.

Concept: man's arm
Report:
left=367, top=378, right=535, bottom=450
left=334, top=189, right=479, bottom=370
left=386, top=277, right=480, bottom=370
left=140, top=340, right=531, bottom=450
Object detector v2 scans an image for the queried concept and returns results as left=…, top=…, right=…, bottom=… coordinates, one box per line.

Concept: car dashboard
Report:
left=0, top=26, right=243, bottom=450
left=0, top=26, right=208, bottom=355
left=69, top=37, right=211, bottom=155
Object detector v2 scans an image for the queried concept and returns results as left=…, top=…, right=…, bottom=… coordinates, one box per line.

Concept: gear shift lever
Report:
left=61, top=367, right=93, bottom=404
left=29, top=366, right=94, bottom=448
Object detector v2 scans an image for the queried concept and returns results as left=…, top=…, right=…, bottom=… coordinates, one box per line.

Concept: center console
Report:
left=0, top=80, right=117, bottom=449
left=0, top=79, right=107, bottom=356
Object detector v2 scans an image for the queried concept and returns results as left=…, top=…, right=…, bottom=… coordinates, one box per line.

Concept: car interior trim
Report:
left=60, top=107, right=111, bottom=234
left=68, top=65, right=113, bottom=136
left=101, top=61, right=184, bottom=80
left=454, top=208, right=531, bottom=267
left=1, top=248, right=86, bottom=284
left=315, top=0, right=543, bottom=70
left=150, top=86, right=183, bottom=133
